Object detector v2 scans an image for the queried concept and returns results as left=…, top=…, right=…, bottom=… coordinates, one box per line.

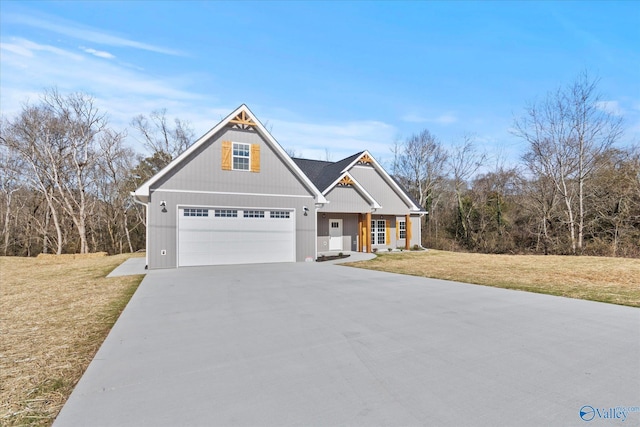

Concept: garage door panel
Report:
left=178, top=208, right=295, bottom=267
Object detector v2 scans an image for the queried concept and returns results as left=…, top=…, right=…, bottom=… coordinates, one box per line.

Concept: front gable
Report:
left=133, top=105, right=326, bottom=204
left=319, top=172, right=381, bottom=213
left=151, top=127, right=311, bottom=197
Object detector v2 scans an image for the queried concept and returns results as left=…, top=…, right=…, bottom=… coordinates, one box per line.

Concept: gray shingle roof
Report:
left=292, top=152, right=363, bottom=192
left=292, top=152, right=423, bottom=211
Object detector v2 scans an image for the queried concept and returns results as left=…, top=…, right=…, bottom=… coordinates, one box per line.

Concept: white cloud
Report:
left=0, top=36, right=199, bottom=138
left=596, top=100, right=624, bottom=116
left=1, top=32, right=398, bottom=163
left=4, top=12, right=182, bottom=56
left=1, top=37, right=83, bottom=61
left=81, top=47, right=115, bottom=59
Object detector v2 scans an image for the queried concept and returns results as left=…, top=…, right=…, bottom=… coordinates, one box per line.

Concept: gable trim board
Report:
left=133, top=104, right=424, bottom=269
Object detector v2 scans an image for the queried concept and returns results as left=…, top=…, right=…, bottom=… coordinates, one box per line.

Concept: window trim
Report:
left=371, top=219, right=386, bottom=245
left=399, top=220, right=406, bottom=239
left=232, top=142, right=251, bottom=171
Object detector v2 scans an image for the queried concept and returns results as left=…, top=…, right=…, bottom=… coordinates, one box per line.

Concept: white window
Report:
left=399, top=220, right=406, bottom=239
left=270, top=211, right=290, bottom=219
left=214, top=209, right=237, bottom=217
left=232, top=143, right=250, bottom=170
left=183, top=208, right=208, bottom=217
left=371, top=220, right=386, bottom=245
left=244, top=210, right=265, bottom=218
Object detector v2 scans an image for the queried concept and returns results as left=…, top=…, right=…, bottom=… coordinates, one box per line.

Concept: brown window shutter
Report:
left=386, top=222, right=390, bottom=245
left=250, top=144, right=260, bottom=172
left=221, top=141, right=232, bottom=170
left=396, top=220, right=399, bottom=240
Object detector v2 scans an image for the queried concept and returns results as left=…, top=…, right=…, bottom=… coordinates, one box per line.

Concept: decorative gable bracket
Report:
left=228, top=110, right=257, bottom=130
left=338, top=176, right=354, bottom=187
left=357, top=153, right=373, bottom=165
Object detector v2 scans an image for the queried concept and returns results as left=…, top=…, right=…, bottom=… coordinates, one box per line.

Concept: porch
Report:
left=316, top=212, right=413, bottom=254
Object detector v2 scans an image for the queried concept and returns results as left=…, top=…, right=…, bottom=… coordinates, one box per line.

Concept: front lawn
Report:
left=345, top=250, right=640, bottom=307
left=0, top=253, right=144, bottom=426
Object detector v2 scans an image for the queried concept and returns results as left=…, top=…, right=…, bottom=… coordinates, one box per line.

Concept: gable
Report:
left=133, top=105, right=326, bottom=204
left=152, top=127, right=311, bottom=196
left=320, top=186, right=372, bottom=213
left=349, top=164, right=414, bottom=214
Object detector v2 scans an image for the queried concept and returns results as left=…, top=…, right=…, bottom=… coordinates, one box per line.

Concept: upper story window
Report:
left=233, top=143, right=250, bottom=170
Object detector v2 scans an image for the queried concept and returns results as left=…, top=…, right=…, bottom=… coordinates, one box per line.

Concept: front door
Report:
left=329, top=219, right=343, bottom=251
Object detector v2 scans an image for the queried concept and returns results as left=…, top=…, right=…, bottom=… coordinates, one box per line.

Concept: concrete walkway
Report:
left=55, top=260, right=640, bottom=426
left=106, top=257, right=147, bottom=277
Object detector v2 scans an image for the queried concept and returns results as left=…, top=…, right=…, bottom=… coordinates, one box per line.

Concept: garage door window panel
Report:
left=183, top=208, right=209, bottom=217
left=244, top=210, right=265, bottom=218
left=215, top=209, right=238, bottom=217
left=270, top=211, right=290, bottom=219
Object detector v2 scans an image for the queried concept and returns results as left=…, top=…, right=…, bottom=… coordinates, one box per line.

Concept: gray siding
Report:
left=349, top=165, right=412, bottom=214
left=155, top=128, right=311, bottom=196
left=410, top=214, right=422, bottom=248
left=148, top=190, right=316, bottom=269
left=147, top=126, right=319, bottom=269
left=316, top=213, right=359, bottom=252
left=319, top=186, right=371, bottom=213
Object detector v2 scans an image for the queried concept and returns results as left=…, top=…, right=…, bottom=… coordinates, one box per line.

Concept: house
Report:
left=132, top=105, right=425, bottom=269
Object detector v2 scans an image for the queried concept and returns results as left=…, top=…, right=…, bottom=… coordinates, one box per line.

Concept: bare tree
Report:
left=394, top=129, right=447, bottom=211
left=1, top=89, right=121, bottom=254
left=514, top=72, right=624, bottom=254
left=131, top=109, right=195, bottom=161
left=1, top=104, right=65, bottom=254
left=447, top=134, right=487, bottom=246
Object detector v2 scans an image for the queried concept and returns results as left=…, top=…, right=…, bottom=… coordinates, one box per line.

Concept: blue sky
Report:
left=1, top=1, right=639, bottom=167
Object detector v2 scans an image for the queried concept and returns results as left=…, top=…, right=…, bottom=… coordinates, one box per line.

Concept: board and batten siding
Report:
left=316, top=213, right=359, bottom=252
left=147, top=191, right=316, bottom=269
left=146, top=126, right=318, bottom=269
left=153, top=128, right=311, bottom=196
left=318, top=186, right=371, bottom=213
left=348, top=165, right=412, bottom=214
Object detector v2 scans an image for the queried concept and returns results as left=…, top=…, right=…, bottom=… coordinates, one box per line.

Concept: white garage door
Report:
left=178, top=207, right=295, bottom=267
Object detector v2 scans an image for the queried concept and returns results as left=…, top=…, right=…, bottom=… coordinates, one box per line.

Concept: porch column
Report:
left=405, top=214, right=411, bottom=250
left=365, top=212, right=372, bottom=253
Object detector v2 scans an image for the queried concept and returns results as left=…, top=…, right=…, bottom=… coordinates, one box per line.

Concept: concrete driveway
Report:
left=54, top=261, right=640, bottom=426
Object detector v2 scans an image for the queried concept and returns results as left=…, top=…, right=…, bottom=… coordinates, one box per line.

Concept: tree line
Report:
left=0, top=89, right=192, bottom=256
left=394, top=73, right=639, bottom=257
left=1, top=73, right=638, bottom=258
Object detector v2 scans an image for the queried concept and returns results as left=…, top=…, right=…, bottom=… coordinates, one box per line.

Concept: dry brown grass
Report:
left=346, top=250, right=640, bottom=307
left=0, top=253, right=144, bottom=426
